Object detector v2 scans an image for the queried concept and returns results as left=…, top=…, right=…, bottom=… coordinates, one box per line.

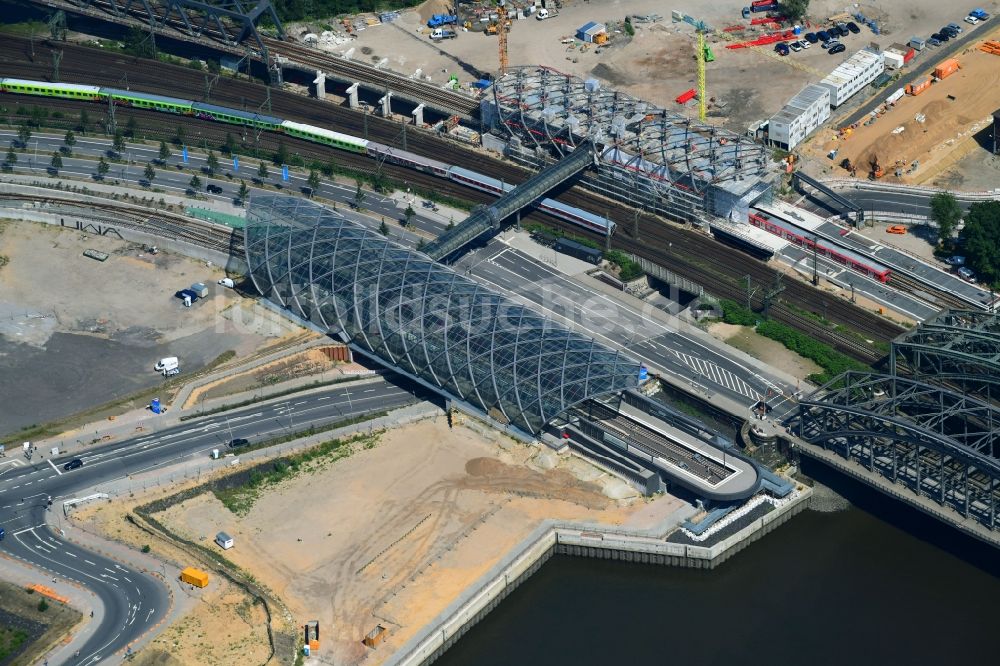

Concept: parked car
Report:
left=965, top=15, right=979, bottom=24
left=229, top=438, right=250, bottom=448
left=846, top=21, right=861, bottom=33
left=945, top=256, right=966, bottom=266
left=774, top=42, right=790, bottom=55
left=829, top=43, right=846, bottom=54
left=206, top=184, right=224, bottom=194
left=947, top=22, right=963, bottom=32
left=63, top=458, right=84, bottom=471
left=928, top=36, right=942, bottom=46
left=886, top=225, right=907, bottom=234
left=941, top=26, right=958, bottom=37
left=817, top=29, right=831, bottom=42
left=957, top=266, right=976, bottom=282
left=833, top=24, right=848, bottom=37
left=164, top=367, right=181, bottom=377
left=804, top=32, right=818, bottom=43
left=790, top=41, right=802, bottom=51
left=936, top=31, right=950, bottom=41
left=800, top=39, right=811, bottom=48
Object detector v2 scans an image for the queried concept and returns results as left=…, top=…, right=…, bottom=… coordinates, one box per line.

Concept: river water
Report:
left=436, top=464, right=999, bottom=666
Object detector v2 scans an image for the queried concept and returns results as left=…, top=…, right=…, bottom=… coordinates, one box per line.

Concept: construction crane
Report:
left=696, top=30, right=708, bottom=120
left=498, top=14, right=509, bottom=76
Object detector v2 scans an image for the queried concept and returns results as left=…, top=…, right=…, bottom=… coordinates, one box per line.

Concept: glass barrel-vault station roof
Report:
left=244, top=196, right=640, bottom=434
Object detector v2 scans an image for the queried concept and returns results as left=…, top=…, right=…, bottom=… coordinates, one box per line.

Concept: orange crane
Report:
left=498, top=14, right=509, bottom=75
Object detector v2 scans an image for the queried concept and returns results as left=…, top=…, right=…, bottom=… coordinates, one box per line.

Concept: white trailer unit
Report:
left=818, top=49, right=885, bottom=107
left=767, top=84, right=831, bottom=150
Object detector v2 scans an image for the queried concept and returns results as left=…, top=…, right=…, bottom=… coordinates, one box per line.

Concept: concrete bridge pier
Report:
left=412, top=103, right=425, bottom=126
left=379, top=91, right=393, bottom=117
left=346, top=82, right=360, bottom=109
left=313, top=70, right=326, bottom=100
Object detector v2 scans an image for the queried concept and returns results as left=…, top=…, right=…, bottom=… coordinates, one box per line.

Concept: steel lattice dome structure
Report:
left=244, top=196, right=640, bottom=434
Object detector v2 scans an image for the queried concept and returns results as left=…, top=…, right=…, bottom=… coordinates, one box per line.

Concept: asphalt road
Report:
left=0, top=378, right=418, bottom=664
left=454, top=242, right=798, bottom=417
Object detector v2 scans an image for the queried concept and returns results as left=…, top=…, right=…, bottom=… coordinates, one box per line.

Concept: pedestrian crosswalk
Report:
left=672, top=349, right=763, bottom=401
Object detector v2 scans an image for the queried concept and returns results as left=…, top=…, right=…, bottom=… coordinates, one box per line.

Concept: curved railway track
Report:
left=0, top=36, right=906, bottom=356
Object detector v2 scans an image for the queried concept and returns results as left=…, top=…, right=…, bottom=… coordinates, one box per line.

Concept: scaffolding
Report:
left=484, top=66, right=772, bottom=223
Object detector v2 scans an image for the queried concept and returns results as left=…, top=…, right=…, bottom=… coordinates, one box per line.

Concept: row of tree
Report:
left=930, top=192, right=1000, bottom=286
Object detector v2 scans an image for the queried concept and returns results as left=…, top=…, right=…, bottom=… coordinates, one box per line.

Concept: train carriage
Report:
left=0, top=78, right=101, bottom=101
left=280, top=120, right=367, bottom=153
left=100, top=88, right=193, bottom=114
left=192, top=102, right=283, bottom=130
left=366, top=141, right=451, bottom=178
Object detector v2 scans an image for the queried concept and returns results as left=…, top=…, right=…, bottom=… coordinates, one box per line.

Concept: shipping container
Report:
left=884, top=52, right=905, bottom=69
left=751, top=0, right=779, bottom=12
left=908, top=37, right=926, bottom=51
left=180, top=567, right=209, bottom=588
left=934, top=58, right=960, bottom=79
left=675, top=88, right=698, bottom=105
left=905, top=78, right=932, bottom=95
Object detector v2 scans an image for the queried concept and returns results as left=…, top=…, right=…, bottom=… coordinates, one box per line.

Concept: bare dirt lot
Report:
left=707, top=322, right=822, bottom=381
left=298, top=0, right=981, bottom=131
left=149, top=417, right=685, bottom=665
left=0, top=220, right=297, bottom=436
left=803, top=33, right=1000, bottom=184
left=0, top=581, right=82, bottom=666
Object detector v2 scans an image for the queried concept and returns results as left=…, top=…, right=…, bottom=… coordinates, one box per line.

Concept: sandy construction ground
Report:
left=298, top=0, right=979, bottom=131
left=151, top=417, right=686, bottom=665
left=802, top=31, right=1000, bottom=184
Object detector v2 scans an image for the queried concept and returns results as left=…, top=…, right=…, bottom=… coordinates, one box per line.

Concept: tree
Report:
left=97, top=156, right=109, bottom=178
left=379, top=220, right=389, bottom=236
left=403, top=204, right=415, bottom=227
left=50, top=151, right=62, bottom=171
left=5, top=147, right=17, bottom=166
left=63, top=129, right=76, bottom=149
left=158, top=140, right=171, bottom=163
left=144, top=163, right=156, bottom=184
left=257, top=161, right=269, bottom=181
left=189, top=174, right=202, bottom=191
left=929, top=191, right=962, bottom=247
left=274, top=140, right=288, bottom=166
left=307, top=169, right=320, bottom=193
left=959, top=201, right=1000, bottom=286
left=782, top=0, right=810, bottom=21
left=416, top=238, right=427, bottom=251
left=223, top=132, right=237, bottom=155
left=205, top=151, right=219, bottom=175
left=353, top=181, right=365, bottom=210
left=174, top=125, right=186, bottom=146
left=238, top=180, right=249, bottom=202
left=17, top=123, right=31, bottom=147
left=125, top=115, right=139, bottom=138
left=77, top=109, right=90, bottom=133
left=112, top=129, right=126, bottom=155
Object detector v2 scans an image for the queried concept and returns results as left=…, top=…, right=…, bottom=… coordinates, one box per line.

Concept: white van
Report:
left=154, top=357, right=179, bottom=373
left=536, top=8, right=549, bottom=20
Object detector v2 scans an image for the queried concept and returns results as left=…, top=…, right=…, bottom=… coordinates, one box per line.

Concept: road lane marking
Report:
left=47, top=459, right=63, bottom=475
left=64, top=551, right=78, bottom=558
left=85, top=559, right=96, bottom=566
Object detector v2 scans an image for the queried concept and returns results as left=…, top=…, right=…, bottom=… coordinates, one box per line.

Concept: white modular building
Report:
left=818, top=49, right=885, bottom=107
left=767, top=84, right=831, bottom=150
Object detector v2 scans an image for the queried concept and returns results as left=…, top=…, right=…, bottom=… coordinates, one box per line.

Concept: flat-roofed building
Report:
left=818, top=48, right=885, bottom=107
left=768, top=84, right=831, bottom=150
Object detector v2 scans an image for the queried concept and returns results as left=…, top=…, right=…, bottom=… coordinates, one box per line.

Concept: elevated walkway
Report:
left=792, top=171, right=864, bottom=224
left=424, top=142, right=595, bottom=261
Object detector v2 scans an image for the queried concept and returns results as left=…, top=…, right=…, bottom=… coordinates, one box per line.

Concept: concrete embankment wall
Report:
left=390, top=487, right=811, bottom=666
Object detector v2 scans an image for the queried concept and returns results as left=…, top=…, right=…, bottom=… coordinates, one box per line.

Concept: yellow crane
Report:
left=676, top=10, right=826, bottom=122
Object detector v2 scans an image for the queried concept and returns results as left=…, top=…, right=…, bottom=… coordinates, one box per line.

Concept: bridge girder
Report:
left=798, top=372, right=1000, bottom=531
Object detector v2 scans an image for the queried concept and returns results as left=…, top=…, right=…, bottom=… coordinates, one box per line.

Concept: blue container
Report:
left=793, top=26, right=802, bottom=35
left=638, top=366, right=649, bottom=381
left=151, top=398, right=161, bottom=414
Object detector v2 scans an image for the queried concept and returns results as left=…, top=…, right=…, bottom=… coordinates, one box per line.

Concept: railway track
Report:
left=0, top=192, right=239, bottom=253
left=889, top=272, right=970, bottom=312
left=0, top=37, right=907, bottom=356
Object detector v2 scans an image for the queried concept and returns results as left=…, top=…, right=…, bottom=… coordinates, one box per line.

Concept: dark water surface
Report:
left=436, top=481, right=999, bottom=666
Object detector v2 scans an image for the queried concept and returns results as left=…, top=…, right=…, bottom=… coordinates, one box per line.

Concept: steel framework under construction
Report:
left=483, top=66, right=773, bottom=224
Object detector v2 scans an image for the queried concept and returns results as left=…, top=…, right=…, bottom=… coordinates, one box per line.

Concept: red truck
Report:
left=751, top=0, right=780, bottom=12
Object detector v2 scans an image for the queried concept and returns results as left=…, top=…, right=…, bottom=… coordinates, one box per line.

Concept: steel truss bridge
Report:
left=798, top=370, right=1000, bottom=537
left=890, top=309, right=1000, bottom=404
